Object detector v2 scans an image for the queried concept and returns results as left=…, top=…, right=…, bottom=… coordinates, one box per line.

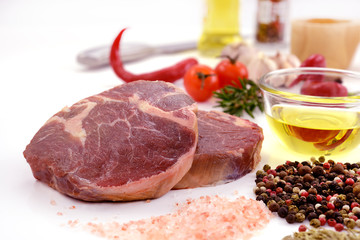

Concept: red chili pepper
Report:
left=109, top=28, right=198, bottom=83
left=300, top=80, right=348, bottom=97
left=289, top=54, right=326, bottom=87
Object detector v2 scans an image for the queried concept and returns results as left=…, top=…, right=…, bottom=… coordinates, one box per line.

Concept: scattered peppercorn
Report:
left=310, top=218, right=321, bottom=228
left=286, top=213, right=296, bottom=224
left=255, top=156, right=360, bottom=233
left=278, top=206, right=288, bottom=218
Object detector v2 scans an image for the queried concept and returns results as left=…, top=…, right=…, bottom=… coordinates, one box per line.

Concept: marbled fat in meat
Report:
left=174, top=110, right=263, bottom=189
left=24, top=81, right=198, bottom=201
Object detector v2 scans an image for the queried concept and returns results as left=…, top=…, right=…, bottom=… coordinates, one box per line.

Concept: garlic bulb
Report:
left=247, top=52, right=278, bottom=84
left=221, top=42, right=259, bottom=66
left=270, top=51, right=301, bottom=69
left=270, top=52, right=301, bottom=87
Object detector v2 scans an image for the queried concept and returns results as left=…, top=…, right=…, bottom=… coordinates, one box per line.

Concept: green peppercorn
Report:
left=345, top=218, right=356, bottom=229
left=309, top=218, right=321, bottom=228
left=295, top=213, right=305, bottom=223
left=263, top=164, right=271, bottom=172
left=291, top=194, right=299, bottom=202
left=256, top=170, right=266, bottom=178
left=318, top=156, right=325, bottom=163
left=288, top=205, right=299, bottom=213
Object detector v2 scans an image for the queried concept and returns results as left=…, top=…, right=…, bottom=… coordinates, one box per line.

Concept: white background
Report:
left=1, top=0, right=360, bottom=239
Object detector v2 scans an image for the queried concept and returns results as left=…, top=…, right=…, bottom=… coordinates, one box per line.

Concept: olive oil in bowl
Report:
left=266, top=105, right=360, bottom=156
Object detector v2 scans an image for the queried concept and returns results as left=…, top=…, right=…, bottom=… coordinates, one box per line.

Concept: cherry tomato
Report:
left=215, top=57, right=248, bottom=89
left=183, top=64, right=219, bottom=102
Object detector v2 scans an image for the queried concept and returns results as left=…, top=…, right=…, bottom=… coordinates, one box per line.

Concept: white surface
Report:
left=1, top=0, right=360, bottom=239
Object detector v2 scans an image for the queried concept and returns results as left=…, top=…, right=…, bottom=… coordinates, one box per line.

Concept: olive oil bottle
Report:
left=198, top=0, right=242, bottom=57
left=266, top=105, right=360, bottom=156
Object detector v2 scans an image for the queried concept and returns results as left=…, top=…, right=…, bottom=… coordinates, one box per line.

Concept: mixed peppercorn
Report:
left=254, top=156, right=360, bottom=233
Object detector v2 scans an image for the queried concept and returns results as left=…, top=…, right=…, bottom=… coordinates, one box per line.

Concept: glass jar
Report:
left=255, top=0, right=288, bottom=43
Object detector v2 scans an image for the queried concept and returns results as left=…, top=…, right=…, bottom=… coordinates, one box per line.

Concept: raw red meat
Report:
left=174, top=110, right=263, bottom=189
left=24, top=81, right=198, bottom=201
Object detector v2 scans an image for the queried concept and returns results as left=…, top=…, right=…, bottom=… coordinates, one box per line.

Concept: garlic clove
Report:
left=247, top=52, right=278, bottom=83
left=286, top=53, right=301, bottom=68
left=221, top=42, right=259, bottom=66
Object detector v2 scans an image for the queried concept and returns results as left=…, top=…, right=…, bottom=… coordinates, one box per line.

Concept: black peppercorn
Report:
left=279, top=171, right=287, bottom=178
left=285, top=214, right=296, bottom=224
left=307, top=212, right=318, bottom=221
left=307, top=194, right=317, bottom=204
left=298, top=166, right=312, bottom=176
left=325, top=210, right=335, bottom=219
left=284, top=185, right=293, bottom=193
left=265, top=180, right=276, bottom=190
left=256, top=195, right=265, bottom=202
left=334, top=199, right=344, bottom=209
left=268, top=202, right=280, bottom=212
left=278, top=206, right=288, bottom=218
left=311, top=166, right=324, bottom=177
left=318, top=205, right=328, bottom=213
left=330, top=163, right=345, bottom=174
left=335, top=216, right=343, bottom=223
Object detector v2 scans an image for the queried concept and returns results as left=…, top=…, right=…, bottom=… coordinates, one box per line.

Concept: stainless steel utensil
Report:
left=77, top=41, right=197, bottom=68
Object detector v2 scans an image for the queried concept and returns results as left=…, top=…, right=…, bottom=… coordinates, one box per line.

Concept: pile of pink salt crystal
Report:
left=84, top=195, right=271, bottom=240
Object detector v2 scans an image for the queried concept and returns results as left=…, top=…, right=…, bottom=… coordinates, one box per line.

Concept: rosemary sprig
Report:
left=213, top=78, right=264, bottom=118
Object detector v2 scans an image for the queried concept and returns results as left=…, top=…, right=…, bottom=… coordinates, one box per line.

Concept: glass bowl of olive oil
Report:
left=259, top=67, right=360, bottom=156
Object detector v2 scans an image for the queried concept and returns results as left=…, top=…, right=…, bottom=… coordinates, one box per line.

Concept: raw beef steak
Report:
left=24, top=81, right=198, bottom=201
left=174, top=110, right=263, bottom=189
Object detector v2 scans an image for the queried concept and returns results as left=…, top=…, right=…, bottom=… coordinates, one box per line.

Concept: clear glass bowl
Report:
left=259, top=67, right=360, bottom=156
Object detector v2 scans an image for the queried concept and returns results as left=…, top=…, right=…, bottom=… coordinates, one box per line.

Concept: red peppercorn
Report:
left=298, top=225, right=307, bottom=232
left=276, top=187, right=283, bottom=194
left=334, top=223, right=344, bottom=232
left=328, top=219, right=337, bottom=227
left=301, top=191, right=309, bottom=197
left=285, top=199, right=292, bottom=206
left=326, top=195, right=332, bottom=201
left=345, top=178, right=355, bottom=185
left=323, top=162, right=330, bottom=169
left=267, top=169, right=277, bottom=176
left=316, top=195, right=322, bottom=202
left=327, top=202, right=335, bottom=210
left=351, top=202, right=359, bottom=209
left=319, top=217, right=326, bottom=226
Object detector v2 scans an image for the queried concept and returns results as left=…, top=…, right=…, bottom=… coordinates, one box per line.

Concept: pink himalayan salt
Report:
left=84, top=195, right=271, bottom=240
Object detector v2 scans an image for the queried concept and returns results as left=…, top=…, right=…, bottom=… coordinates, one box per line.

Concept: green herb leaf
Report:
left=213, top=78, right=264, bottom=118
